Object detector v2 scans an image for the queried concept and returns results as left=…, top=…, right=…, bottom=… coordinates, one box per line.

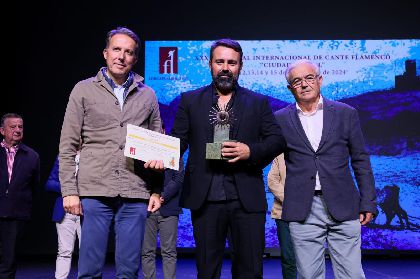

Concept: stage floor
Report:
left=16, top=256, right=420, bottom=279
left=15, top=254, right=420, bottom=278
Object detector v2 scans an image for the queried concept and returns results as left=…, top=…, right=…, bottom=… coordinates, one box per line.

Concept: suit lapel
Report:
left=318, top=98, right=335, bottom=151
left=232, top=87, right=246, bottom=139
left=288, top=105, right=315, bottom=152
left=0, top=148, right=10, bottom=186
left=9, top=145, right=25, bottom=185
left=204, top=85, right=215, bottom=143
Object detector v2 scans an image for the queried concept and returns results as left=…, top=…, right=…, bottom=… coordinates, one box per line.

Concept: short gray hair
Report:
left=1, top=113, right=23, bottom=127
left=285, top=59, right=320, bottom=84
left=105, top=27, right=141, bottom=57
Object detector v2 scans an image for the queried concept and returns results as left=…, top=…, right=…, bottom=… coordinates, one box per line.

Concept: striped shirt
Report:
left=1, top=140, right=19, bottom=183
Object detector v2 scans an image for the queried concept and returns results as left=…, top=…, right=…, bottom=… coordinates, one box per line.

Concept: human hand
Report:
left=221, top=141, right=250, bottom=163
left=63, top=195, right=83, bottom=216
left=360, top=212, right=374, bottom=225
left=144, top=160, right=164, bottom=172
left=148, top=193, right=162, bottom=213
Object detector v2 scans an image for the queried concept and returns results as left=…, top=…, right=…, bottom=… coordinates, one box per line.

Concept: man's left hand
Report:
left=360, top=212, right=374, bottom=225
left=222, top=141, right=250, bottom=163
left=148, top=193, right=161, bottom=213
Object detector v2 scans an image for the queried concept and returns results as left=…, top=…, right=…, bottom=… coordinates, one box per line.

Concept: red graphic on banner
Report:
left=159, top=47, right=178, bottom=74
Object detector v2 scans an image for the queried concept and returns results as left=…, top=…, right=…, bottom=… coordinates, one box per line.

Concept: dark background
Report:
left=6, top=0, right=420, bottom=255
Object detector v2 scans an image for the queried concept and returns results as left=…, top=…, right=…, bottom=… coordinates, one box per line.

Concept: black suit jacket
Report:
left=0, top=143, right=40, bottom=220
left=275, top=98, right=377, bottom=222
left=171, top=84, right=286, bottom=212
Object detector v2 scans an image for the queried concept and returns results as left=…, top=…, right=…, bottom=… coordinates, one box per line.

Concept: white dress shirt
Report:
left=296, top=96, right=324, bottom=191
left=113, top=85, right=125, bottom=111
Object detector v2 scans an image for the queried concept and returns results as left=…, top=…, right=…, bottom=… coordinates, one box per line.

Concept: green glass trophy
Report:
left=206, top=104, right=235, bottom=160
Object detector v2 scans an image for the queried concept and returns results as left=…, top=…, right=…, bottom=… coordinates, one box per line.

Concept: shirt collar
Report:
left=1, top=140, right=19, bottom=152
left=101, top=68, right=134, bottom=90
left=211, top=85, right=236, bottom=108
left=296, top=95, right=324, bottom=116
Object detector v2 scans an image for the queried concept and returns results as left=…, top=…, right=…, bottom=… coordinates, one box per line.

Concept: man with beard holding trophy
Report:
left=171, top=39, right=286, bottom=279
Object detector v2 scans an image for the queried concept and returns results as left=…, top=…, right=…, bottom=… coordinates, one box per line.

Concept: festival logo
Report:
left=159, top=47, right=178, bottom=74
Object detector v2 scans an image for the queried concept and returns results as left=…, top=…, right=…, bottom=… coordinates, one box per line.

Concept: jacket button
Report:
left=311, top=176, right=315, bottom=179
left=314, top=155, right=319, bottom=159
left=115, top=101, right=119, bottom=105
left=119, top=145, right=124, bottom=150
left=115, top=170, right=119, bottom=175
left=120, top=122, right=124, bottom=127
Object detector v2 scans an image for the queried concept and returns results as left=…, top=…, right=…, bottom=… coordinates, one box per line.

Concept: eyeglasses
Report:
left=289, top=74, right=319, bottom=88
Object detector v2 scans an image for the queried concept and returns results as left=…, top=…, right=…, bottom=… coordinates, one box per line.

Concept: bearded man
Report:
left=171, top=39, right=286, bottom=279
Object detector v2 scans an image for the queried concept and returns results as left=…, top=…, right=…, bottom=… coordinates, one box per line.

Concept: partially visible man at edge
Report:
left=59, top=27, right=163, bottom=279
left=0, top=113, right=40, bottom=279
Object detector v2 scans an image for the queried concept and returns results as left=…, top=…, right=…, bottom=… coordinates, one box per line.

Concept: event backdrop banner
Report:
left=145, top=40, right=420, bottom=251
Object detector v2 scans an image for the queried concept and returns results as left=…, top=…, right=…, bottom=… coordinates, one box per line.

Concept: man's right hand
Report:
left=144, top=160, right=165, bottom=172
left=63, top=195, right=83, bottom=216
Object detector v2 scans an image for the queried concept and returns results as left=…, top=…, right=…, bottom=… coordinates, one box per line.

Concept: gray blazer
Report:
left=59, top=69, right=162, bottom=199
left=275, top=97, right=377, bottom=222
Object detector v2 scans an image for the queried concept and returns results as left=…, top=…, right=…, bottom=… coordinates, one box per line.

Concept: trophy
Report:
left=206, top=103, right=235, bottom=160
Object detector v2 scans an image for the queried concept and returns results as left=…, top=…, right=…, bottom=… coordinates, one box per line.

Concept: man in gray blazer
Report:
left=275, top=59, right=377, bottom=279
left=59, top=27, right=163, bottom=278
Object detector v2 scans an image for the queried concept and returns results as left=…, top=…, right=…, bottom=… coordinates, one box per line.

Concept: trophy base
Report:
left=206, top=142, right=223, bottom=160
left=206, top=140, right=237, bottom=160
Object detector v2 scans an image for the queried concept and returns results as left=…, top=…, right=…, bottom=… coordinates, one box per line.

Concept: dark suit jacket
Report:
left=171, top=83, right=286, bottom=212
left=160, top=160, right=184, bottom=217
left=275, top=97, right=377, bottom=222
left=45, top=157, right=66, bottom=222
left=0, top=143, right=40, bottom=220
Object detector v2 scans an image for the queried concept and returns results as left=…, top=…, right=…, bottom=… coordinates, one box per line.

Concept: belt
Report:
left=314, top=190, right=323, bottom=196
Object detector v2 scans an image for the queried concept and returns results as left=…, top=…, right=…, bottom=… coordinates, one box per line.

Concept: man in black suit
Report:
left=0, top=113, right=40, bottom=279
left=171, top=39, right=285, bottom=278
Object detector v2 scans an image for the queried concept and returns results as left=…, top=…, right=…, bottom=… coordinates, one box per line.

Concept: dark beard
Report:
left=212, top=71, right=238, bottom=94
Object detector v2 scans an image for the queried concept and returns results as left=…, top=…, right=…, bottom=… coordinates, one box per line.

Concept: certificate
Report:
left=124, top=124, right=180, bottom=170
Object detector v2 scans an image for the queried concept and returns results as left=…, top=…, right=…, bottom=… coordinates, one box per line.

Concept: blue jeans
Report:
left=275, top=219, right=297, bottom=279
left=78, top=197, right=148, bottom=279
